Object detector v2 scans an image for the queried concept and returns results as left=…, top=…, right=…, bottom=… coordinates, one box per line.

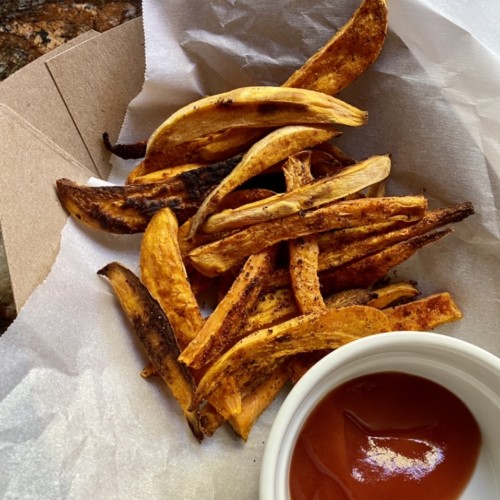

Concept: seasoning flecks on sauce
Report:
left=289, top=371, right=481, bottom=500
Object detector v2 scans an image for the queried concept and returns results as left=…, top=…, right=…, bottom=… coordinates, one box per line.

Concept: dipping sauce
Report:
left=289, top=372, right=481, bottom=500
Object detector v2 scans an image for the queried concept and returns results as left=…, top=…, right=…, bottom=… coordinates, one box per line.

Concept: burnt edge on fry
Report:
left=97, top=262, right=204, bottom=442
left=102, top=132, right=147, bottom=160
left=55, top=155, right=242, bottom=233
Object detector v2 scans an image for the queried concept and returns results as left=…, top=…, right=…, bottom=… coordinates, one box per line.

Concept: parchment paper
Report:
left=1, top=1, right=499, bottom=498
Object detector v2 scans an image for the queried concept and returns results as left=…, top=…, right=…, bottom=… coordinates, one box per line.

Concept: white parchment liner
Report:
left=1, top=1, right=499, bottom=498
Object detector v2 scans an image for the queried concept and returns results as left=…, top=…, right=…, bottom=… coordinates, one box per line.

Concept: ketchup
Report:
left=289, top=372, right=481, bottom=500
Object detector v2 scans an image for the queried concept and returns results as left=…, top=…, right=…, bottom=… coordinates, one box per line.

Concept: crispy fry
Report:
left=192, top=305, right=391, bottom=418
left=180, top=246, right=277, bottom=369
left=188, top=196, right=427, bottom=277
left=140, top=208, right=204, bottom=350
left=97, top=262, right=203, bottom=441
left=189, top=125, right=340, bottom=237
left=384, top=292, right=463, bottom=331
left=368, top=282, right=420, bottom=309
left=144, top=86, right=367, bottom=173
left=318, top=203, right=474, bottom=272
left=283, top=0, right=388, bottom=95
left=202, top=154, right=391, bottom=234
left=56, top=157, right=239, bottom=233
left=320, top=229, right=451, bottom=294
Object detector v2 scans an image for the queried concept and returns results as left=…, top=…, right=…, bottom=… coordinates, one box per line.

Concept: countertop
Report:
left=0, top=0, right=142, bottom=81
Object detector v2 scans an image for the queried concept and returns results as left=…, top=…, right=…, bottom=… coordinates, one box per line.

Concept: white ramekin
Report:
left=260, top=331, right=500, bottom=500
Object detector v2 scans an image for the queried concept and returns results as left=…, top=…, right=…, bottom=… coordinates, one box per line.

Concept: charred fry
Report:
left=56, top=156, right=239, bottom=233
left=97, top=262, right=203, bottom=441
left=140, top=207, right=204, bottom=349
left=102, top=132, right=147, bottom=159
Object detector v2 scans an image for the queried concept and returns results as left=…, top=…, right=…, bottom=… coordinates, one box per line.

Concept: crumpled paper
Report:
left=1, top=0, right=500, bottom=498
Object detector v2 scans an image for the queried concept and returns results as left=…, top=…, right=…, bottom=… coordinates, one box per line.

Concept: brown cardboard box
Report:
left=0, top=17, right=145, bottom=313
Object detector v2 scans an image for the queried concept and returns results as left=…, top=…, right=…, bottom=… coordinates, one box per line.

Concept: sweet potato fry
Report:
left=191, top=305, right=391, bottom=418
left=188, top=195, right=427, bottom=276
left=177, top=189, right=276, bottom=257
left=384, top=292, right=463, bottom=331
left=56, top=156, right=239, bottom=233
left=229, top=363, right=289, bottom=441
left=283, top=151, right=325, bottom=313
left=140, top=207, right=204, bottom=350
left=318, top=203, right=474, bottom=271
left=180, top=246, right=277, bottom=369
left=102, top=132, right=146, bottom=159
left=144, top=86, right=366, bottom=173
left=201, top=154, right=391, bottom=234
left=188, top=125, right=340, bottom=237
left=129, top=162, right=210, bottom=185
left=97, top=262, right=203, bottom=441
left=368, top=282, right=420, bottom=309
left=283, top=0, right=388, bottom=95
left=320, top=229, right=452, bottom=294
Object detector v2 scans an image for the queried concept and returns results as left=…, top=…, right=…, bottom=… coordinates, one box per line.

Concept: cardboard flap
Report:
left=0, top=104, right=94, bottom=312
left=46, top=18, right=146, bottom=180
left=0, top=30, right=99, bottom=174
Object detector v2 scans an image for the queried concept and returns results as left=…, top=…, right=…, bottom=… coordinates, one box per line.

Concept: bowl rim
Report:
left=259, top=330, right=500, bottom=500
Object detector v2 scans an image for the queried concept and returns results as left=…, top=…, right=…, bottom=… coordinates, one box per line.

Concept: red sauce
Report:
left=289, top=372, right=481, bottom=500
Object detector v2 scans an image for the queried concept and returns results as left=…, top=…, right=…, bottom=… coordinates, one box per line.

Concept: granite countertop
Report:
left=0, top=0, right=142, bottom=81
left=0, top=1, right=142, bottom=332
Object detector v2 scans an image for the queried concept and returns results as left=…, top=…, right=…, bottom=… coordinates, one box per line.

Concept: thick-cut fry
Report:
left=188, top=195, right=427, bottom=276
left=368, top=282, right=420, bottom=309
left=188, top=125, right=340, bottom=237
left=318, top=203, right=474, bottom=271
left=140, top=208, right=204, bottom=350
left=97, top=262, right=203, bottom=441
left=144, top=86, right=367, bottom=172
left=56, top=156, right=239, bottom=233
left=229, top=363, right=289, bottom=441
left=384, top=292, right=463, bottom=331
left=180, top=246, right=277, bottom=369
left=283, top=151, right=325, bottom=314
left=320, top=229, right=451, bottom=294
left=283, top=0, right=388, bottom=95
left=201, top=154, right=391, bottom=234
left=191, top=306, right=391, bottom=418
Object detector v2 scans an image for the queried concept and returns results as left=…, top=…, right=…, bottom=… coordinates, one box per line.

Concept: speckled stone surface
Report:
left=0, top=0, right=142, bottom=81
